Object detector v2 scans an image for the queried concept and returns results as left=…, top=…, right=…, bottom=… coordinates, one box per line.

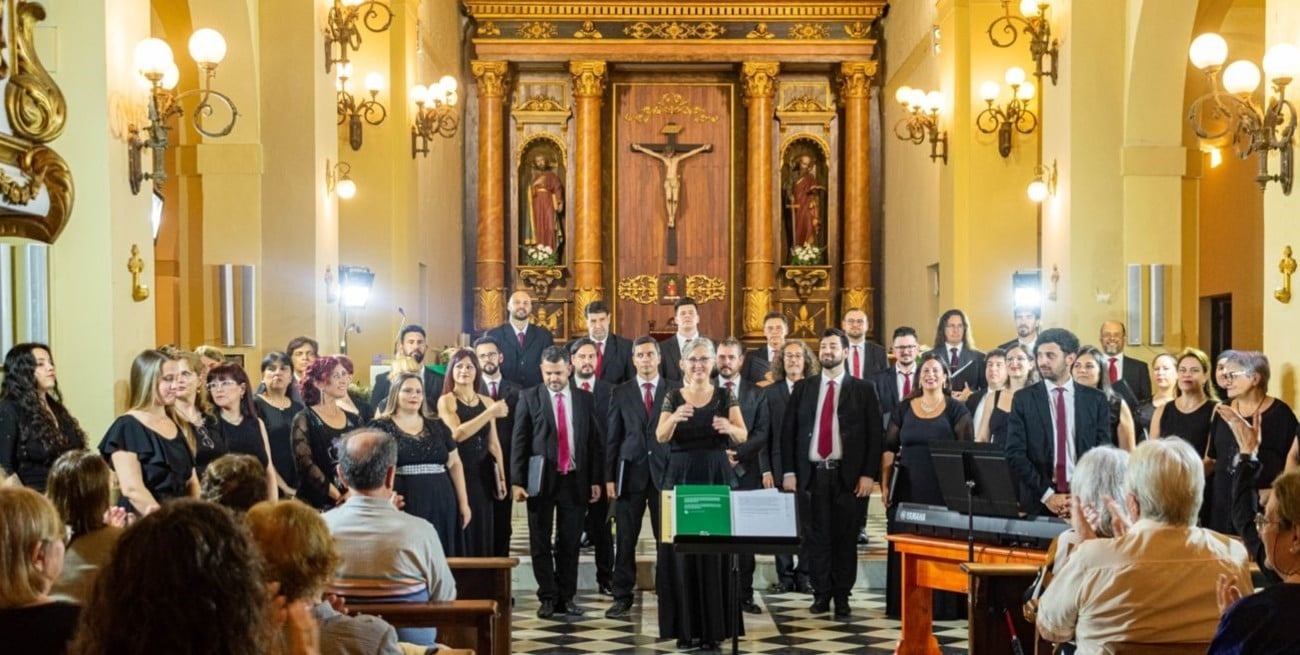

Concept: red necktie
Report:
left=596, top=342, right=605, bottom=378
left=489, top=381, right=498, bottom=399
left=582, top=381, right=591, bottom=392
left=950, top=347, right=960, bottom=370
left=643, top=383, right=654, bottom=419
left=1054, top=386, right=1070, bottom=493
left=901, top=370, right=912, bottom=397
left=1108, top=357, right=1119, bottom=385
left=556, top=393, right=571, bottom=472
left=817, top=380, right=836, bottom=458
left=770, top=348, right=777, bottom=363
left=725, top=380, right=735, bottom=396
left=852, top=346, right=862, bottom=378
left=517, top=330, right=526, bottom=349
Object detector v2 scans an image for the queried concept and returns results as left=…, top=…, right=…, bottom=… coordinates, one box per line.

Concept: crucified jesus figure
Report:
left=631, top=141, right=712, bottom=229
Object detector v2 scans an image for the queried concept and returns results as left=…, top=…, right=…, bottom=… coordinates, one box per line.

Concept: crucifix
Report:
left=630, top=122, right=712, bottom=265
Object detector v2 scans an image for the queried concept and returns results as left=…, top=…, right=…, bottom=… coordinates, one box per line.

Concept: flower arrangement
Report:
left=790, top=244, right=824, bottom=266
left=523, top=243, right=558, bottom=266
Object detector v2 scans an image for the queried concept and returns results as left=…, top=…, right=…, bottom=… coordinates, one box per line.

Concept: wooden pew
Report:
left=447, top=557, right=518, bottom=655
left=962, top=562, right=1051, bottom=655
left=347, top=599, right=496, bottom=655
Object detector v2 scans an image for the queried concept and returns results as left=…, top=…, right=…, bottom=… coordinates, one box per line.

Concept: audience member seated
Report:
left=0, top=487, right=80, bottom=655
left=45, top=450, right=126, bottom=604
left=1036, top=438, right=1252, bottom=652
left=201, top=453, right=273, bottom=514
left=324, top=428, right=456, bottom=646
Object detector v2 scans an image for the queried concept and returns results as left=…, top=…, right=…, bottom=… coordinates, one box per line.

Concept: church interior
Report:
left=2, top=0, right=1300, bottom=654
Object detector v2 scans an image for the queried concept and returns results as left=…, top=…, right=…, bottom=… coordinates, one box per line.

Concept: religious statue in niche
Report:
left=518, top=140, right=566, bottom=266
left=782, top=140, right=828, bottom=265
left=631, top=122, right=712, bottom=265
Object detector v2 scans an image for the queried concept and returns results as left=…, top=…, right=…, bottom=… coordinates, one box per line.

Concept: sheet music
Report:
left=730, top=489, right=798, bottom=537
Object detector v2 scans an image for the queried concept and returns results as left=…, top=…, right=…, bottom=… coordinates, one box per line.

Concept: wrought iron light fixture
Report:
left=325, top=159, right=356, bottom=199
left=975, top=67, right=1038, bottom=158
left=410, top=74, right=460, bottom=158
left=323, top=0, right=394, bottom=74
left=1027, top=160, right=1057, bottom=202
left=128, top=29, right=238, bottom=195
left=1187, top=33, right=1298, bottom=195
left=987, top=0, right=1059, bottom=86
left=892, top=86, right=948, bottom=165
left=336, top=63, right=387, bottom=151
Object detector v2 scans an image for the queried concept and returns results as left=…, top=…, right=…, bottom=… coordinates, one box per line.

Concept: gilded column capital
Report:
left=471, top=60, right=512, bottom=99
left=837, top=61, right=878, bottom=100
left=569, top=60, right=607, bottom=98
left=740, top=61, right=780, bottom=101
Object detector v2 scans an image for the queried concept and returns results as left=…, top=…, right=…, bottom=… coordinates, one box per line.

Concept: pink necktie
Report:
left=517, top=331, right=526, bottom=349
left=1054, top=387, right=1070, bottom=493
left=901, top=370, right=912, bottom=397
left=582, top=381, right=591, bottom=392
left=489, top=381, right=498, bottom=399
left=643, top=383, right=654, bottom=418
left=950, top=348, right=960, bottom=370
left=1108, top=358, right=1119, bottom=385
left=817, top=380, right=836, bottom=458
left=556, top=393, right=571, bottom=472
left=852, top=347, right=861, bottom=378
left=596, top=342, right=605, bottom=378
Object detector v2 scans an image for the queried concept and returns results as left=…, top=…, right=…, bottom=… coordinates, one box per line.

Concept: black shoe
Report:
left=537, top=600, right=556, bottom=619
left=676, top=638, right=699, bottom=650
left=834, top=598, right=851, bottom=618
left=698, top=641, right=721, bottom=651
left=564, top=602, right=585, bottom=617
left=740, top=598, right=762, bottom=614
left=796, top=579, right=815, bottom=595
left=809, top=598, right=830, bottom=614
left=605, top=599, right=633, bottom=618
left=598, top=582, right=614, bottom=597
left=858, top=529, right=869, bottom=545
left=580, top=532, right=593, bottom=549
left=772, top=581, right=794, bottom=593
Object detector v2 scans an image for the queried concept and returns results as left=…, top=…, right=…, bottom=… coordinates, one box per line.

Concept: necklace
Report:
left=918, top=396, right=944, bottom=413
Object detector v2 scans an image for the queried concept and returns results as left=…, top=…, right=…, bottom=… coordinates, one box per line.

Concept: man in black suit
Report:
left=510, top=346, right=603, bottom=618
left=716, top=337, right=772, bottom=614
left=1099, top=320, right=1151, bottom=407
left=371, top=325, right=445, bottom=408
left=569, top=338, right=614, bottom=596
left=475, top=335, right=522, bottom=557
left=1004, top=328, right=1114, bottom=518
left=998, top=306, right=1041, bottom=354
left=658, top=296, right=703, bottom=382
left=574, top=300, right=635, bottom=386
left=925, top=309, right=986, bottom=395
left=842, top=307, right=889, bottom=379
left=781, top=328, right=883, bottom=618
left=871, top=326, right=921, bottom=425
left=739, top=311, right=787, bottom=384
left=767, top=340, right=817, bottom=594
left=604, top=336, right=680, bottom=619
left=487, top=290, right=555, bottom=389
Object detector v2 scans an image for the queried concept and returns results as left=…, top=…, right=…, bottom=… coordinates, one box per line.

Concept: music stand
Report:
left=930, top=441, right=1023, bottom=560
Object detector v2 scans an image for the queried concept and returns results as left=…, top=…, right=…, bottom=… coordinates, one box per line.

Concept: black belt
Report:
left=813, top=460, right=841, bottom=470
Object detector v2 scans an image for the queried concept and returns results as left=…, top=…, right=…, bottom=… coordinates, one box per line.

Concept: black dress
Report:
left=255, top=396, right=303, bottom=489
left=190, top=416, right=226, bottom=479
left=212, top=414, right=268, bottom=467
left=0, top=601, right=80, bottom=655
left=1207, top=399, right=1299, bottom=535
left=1158, top=399, right=1217, bottom=526
left=291, top=407, right=361, bottom=510
left=0, top=399, right=85, bottom=492
left=99, top=415, right=195, bottom=514
left=658, top=387, right=741, bottom=645
left=454, top=397, right=496, bottom=556
left=373, top=416, right=463, bottom=556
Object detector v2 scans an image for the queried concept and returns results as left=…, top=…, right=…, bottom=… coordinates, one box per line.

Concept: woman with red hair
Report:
left=291, top=355, right=362, bottom=509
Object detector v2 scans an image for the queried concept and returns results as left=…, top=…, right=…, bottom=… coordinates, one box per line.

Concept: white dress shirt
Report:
left=809, top=371, right=845, bottom=462
left=1042, top=379, right=1078, bottom=502
left=718, top=374, right=742, bottom=402
left=894, top=366, right=916, bottom=399
left=548, top=387, right=576, bottom=470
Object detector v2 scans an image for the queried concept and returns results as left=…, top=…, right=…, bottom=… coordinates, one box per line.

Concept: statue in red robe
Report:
left=526, top=154, right=564, bottom=249
left=786, top=155, right=824, bottom=248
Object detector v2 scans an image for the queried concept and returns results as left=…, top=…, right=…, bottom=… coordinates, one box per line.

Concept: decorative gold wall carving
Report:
left=624, top=21, right=727, bottom=40
left=1276, top=246, right=1295, bottom=304
left=8, top=3, right=65, bottom=143
left=518, top=266, right=565, bottom=300
left=686, top=275, right=726, bottom=303
left=842, top=287, right=871, bottom=313
left=837, top=61, right=877, bottom=102
left=128, top=244, right=149, bottom=302
left=516, top=21, right=557, bottom=39
left=617, top=274, right=658, bottom=305
left=622, top=92, right=718, bottom=124
left=740, top=62, right=779, bottom=104
left=570, top=61, right=607, bottom=98
left=844, top=21, right=871, bottom=39
left=783, top=267, right=829, bottom=301
left=476, top=21, right=501, bottom=36
left=462, top=2, right=887, bottom=22
left=574, top=21, right=602, bottom=38
left=789, top=24, right=830, bottom=40
left=474, top=287, right=506, bottom=330
left=471, top=60, right=512, bottom=98
left=788, top=303, right=828, bottom=337
left=746, top=23, right=775, bottom=39
left=515, top=94, right=565, bottom=112
left=785, top=95, right=828, bottom=112
left=572, top=287, right=601, bottom=331
left=743, top=287, right=773, bottom=333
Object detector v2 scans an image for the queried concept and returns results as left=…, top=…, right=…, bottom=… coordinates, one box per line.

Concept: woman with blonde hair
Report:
left=195, top=345, right=225, bottom=379
left=163, top=347, right=224, bottom=479
left=0, top=486, right=79, bottom=654
left=1151, top=347, right=1219, bottom=526
left=1135, top=352, right=1178, bottom=440
left=45, top=450, right=127, bottom=604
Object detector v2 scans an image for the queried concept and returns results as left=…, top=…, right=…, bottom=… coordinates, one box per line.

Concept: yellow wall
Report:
left=1262, top=0, right=1300, bottom=405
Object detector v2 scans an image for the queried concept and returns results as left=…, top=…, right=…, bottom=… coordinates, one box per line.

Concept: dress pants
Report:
left=527, top=472, right=586, bottom=604
left=492, top=495, right=513, bottom=557
left=611, top=477, right=662, bottom=603
left=808, top=466, right=866, bottom=603
left=774, top=489, right=813, bottom=588
left=585, top=495, right=614, bottom=586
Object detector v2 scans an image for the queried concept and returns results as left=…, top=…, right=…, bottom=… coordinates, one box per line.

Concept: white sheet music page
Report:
left=730, top=488, right=798, bottom=537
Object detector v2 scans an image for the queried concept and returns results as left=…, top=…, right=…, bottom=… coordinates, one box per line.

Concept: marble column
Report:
left=569, top=60, right=606, bottom=332
left=471, top=60, right=511, bottom=331
left=839, top=61, right=877, bottom=318
left=741, top=61, right=780, bottom=336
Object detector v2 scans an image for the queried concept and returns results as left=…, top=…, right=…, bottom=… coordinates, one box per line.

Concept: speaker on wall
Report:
left=1150, top=264, right=1166, bottom=346
left=1126, top=264, right=1143, bottom=346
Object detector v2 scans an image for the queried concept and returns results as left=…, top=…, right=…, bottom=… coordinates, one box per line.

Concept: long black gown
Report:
left=373, top=416, right=464, bottom=556
left=255, top=396, right=303, bottom=490
left=1207, top=399, right=1297, bottom=535
left=1158, top=399, right=1217, bottom=526
left=454, top=397, right=496, bottom=556
left=658, top=387, right=741, bottom=645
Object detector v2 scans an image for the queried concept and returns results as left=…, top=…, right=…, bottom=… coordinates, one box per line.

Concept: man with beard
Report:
left=658, top=297, right=704, bottom=382
left=998, top=306, right=1042, bottom=354
left=781, top=328, right=883, bottom=618
left=716, top=337, right=772, bottom=613
left=871, top=326, right=921, bottom=425
left=475, top=335, right=522, bottom=557
left=1099, top=320, right=1150, bottom=407
left=842, top=308, right=889, bottom=379
left=488, top=291, right=555, bottom=389
left=371, top=325, right=444, bottom=407
left=739, top=311, right=787, bottom=385
left=569, top=338, right=614, bottom=595
left=573, top=300, right=635, bottom=386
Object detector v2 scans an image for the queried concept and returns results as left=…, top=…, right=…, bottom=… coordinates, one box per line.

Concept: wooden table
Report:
left=886, top=534, right=1047, bottom=655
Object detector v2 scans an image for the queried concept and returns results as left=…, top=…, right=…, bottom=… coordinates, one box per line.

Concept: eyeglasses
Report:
left=329, top=371, right=352, bottom=381
left=685, top=356, right=713, bottom=365
left=206, top=380, right=238, bottom=391
left=1255, top=513, right=1283, bottom=532
left=894, top=345, right=918, bottom=351
left=1225, top=371, right=1254, bottom=383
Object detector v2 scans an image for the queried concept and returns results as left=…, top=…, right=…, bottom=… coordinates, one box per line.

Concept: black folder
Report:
left=526, top=455, right=545, bottom=496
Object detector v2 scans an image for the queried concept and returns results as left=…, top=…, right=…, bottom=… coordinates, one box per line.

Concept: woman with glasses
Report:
left=292, top=355, right=362, bottom=510
left=975, top=344, right=1035, bottom=444
left=162, top=348, right=224, bottom=479
left=0, top=343, right=86, bottom=492
left=0, top=487, right=79, bottom=655
left=334, top=355, right=374, bottom=423
left=207, top=363, right=284, bottom=501
left=1151, top=348, right=1219, bottom=526
left=1072, top=346, right=1137, bottom=451
left=1206, top=351, right=1299, bottom=536
left=255, top=351, right=303, bottom=496
left=1135, top=353, right=1178, bottom=441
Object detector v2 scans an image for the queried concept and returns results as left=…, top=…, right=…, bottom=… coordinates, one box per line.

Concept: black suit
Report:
left=657, top=334, right=705, bottom=383
left=870, top=366, right=913, bottom=429
left=573, top=377, right=614, bottom=588
left=606, top=376, right=680, bottom=603
left=1119, top=355, right=1152, bottom=405
left=765, top=380, right=812, bottom=589
left=781, top=373, right=883, bottom=604
left=1004, top=381, right=1114, bottom=516
left=589, top=334, right=636, bottom=386
left=719, top=377, right=771, bottom=601
left=846, top=340, right=889, bottom=379
left=739, top=347, right=776, bottom=385
left=481, top=376, right=522, bottom=557
left=510, top=385, right=603, bottom=605
left=488, top=322, right=555, bottom=389
left=925, top=345, right=986, bottom=392
left=371, top=367, right=445, bottom=411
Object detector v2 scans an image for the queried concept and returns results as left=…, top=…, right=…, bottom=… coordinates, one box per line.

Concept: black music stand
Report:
left=930, top=441, right=1022, bottom=561
left=673, top=535, right=800, bottom=655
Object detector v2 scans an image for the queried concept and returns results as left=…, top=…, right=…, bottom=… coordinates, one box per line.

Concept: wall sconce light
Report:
left=323, top=0, right=394, bottom=74
left=128, top=30, right=239, bottom=195
left=976, top=67, right=1039, bottom=158
left=987, top=0, right=1059, bottom=86
left=410, top=75, right=460, bottom=158
left=1187, top=33, right=1298, bottom=195
left=1027, top=159, right=1057, bottom=202
left=326, top=159, right=356, bottom=199
left=893, top=86, right=949, bottom=165
left=337, top=63, right=387, bottom=151
left=337, top=264, right=375, bottom=354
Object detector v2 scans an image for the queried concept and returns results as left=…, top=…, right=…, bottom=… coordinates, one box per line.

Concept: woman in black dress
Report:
left=335, top=355, right=374, bottom=423
left=971, top=348, right=1006, bottom=443
left=100, top=349, right=199, bottom=515
left=655, top=337, right=749, bottom=651
left=373, top=372, right=471, bottom=556
left=1073, top=346, right=1137, bottom=451
left=1207, top=351, right=1299, bottom=535
left=206, top=363, right=283, bottom=501
left=0, top=343, right=86, bottom=492
left=1150, top=347, right=1218, bottom=526
left=292, top=355, right=362, bottom=510
left=437, top=348, right=507, bottom=556
left=164, top=348, right=225, bottom=479
left=977, top=344, right=1034, bottom=445
left=1135, top=353, right=1177, bottom=441
left=254, top=351, right=303, bottom=495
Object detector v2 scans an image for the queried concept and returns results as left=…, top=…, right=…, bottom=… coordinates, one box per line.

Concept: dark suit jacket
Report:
left=657, top=335, right=695, bottom=382
left=481, top=377, right=522, bottom=484
left=998, top=338, right=1037, bottom=355
left=870, top=366, right=911, bottom=428
left=370, top=367, right=445, bottom=411
left=764, top=381, right=793, bottom=478
left=1004, top=381, right=1114, bottom=515
left=721, top=378, right=771, bottom=480
left=1121, top=356, right=1152, bottom=404
left=599, top=334, right=636, bottom=385
left=925, top=345, right=987, bottom=391
left=487, top=322, right=555, bottom=389
left=781, top=374, right=884, bottom=493
left=846, top=340, right=890, bottom=379
left=510, top=385, right=604, bottom=496
left=606, top=377, right=681, bottom=493
left=571, top=378, right=612, bottom=441
left=739, top=347, right=776, bottom=385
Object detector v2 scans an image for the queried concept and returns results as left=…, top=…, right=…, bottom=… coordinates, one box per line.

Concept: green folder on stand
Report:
left=673, top=485, right=732, bottom=537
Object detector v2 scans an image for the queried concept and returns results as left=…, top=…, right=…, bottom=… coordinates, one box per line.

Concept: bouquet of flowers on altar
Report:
left=790, top=243, right=824, bottom=266
left=523, top=243, right=558, bottom=266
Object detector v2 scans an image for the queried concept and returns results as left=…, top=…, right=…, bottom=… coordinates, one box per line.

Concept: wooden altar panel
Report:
left=612, top=82, right=733, bottom=339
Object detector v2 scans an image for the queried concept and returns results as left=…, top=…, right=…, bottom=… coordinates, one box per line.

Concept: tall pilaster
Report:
left=741, top=61, right=779, bottom=336
left=569, top=60, right=607, bottom=332
left=472, top=59, right=511, bottom=331
left=839, top=61, right=877, bottom=318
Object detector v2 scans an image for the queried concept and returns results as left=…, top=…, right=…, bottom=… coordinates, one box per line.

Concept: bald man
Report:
left=1099, top=320, right=1150, bottom=406
left=487, top=290, right=556, bottom=388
